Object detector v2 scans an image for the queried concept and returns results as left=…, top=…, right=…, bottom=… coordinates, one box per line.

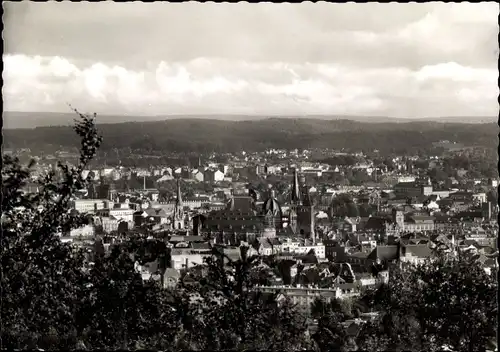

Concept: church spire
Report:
left=173, top=178, right=185, bottom=229
left=175, top=178, right=183, bottom=207
left=291, top=167, right=302, bottom=205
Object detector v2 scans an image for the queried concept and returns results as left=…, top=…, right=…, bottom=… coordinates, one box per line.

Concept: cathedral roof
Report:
left=262, top=190, right=282, bottom=216
left=226, top=195, right=256, bottom=212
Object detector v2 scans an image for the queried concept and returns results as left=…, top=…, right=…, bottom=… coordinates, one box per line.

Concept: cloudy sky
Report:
left=3, top=2, right=498, bottom=118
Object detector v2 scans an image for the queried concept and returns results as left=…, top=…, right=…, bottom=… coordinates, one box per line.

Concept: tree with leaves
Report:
left=1, top=110, right=103, bottom=349
left=1, top=110, right=177, bottom=350
left=357, top=252, right=498, bottom=352
left=172, top=245, right=313, bottom=351
left=310, top=298, right=353, bottom=352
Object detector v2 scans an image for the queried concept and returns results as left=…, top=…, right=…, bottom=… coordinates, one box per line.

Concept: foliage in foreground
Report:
left=1, top=110, right=310, bottom=351
left=1, top=111, right=497, bottom=351
left=357, top=255, right=497, bottom=352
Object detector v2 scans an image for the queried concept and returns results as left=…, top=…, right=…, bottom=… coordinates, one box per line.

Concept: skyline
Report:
left=3, top=2, right=499, bottom=118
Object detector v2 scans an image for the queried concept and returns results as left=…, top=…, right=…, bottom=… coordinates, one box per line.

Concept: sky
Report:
left=3, top=2, right=499, bottom=118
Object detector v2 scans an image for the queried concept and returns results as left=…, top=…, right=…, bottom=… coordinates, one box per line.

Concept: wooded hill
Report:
left=3, top=117, right=497, bottom=154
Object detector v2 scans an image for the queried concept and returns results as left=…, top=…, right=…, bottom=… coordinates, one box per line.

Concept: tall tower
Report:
left=108, top=183, right=117, bottom=202
left=291, top=168, right=302, bottom=206
left=173, top=179, right=185, bottom=229
left=298, top=187, right=316, bottom=243
left=288, top=168, right=315, bottom=242
left=392, top=208, right=405, bottom=232
left=288, top=168, right=302, bottom=234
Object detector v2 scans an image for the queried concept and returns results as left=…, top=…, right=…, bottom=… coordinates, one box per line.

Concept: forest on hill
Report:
left=3, top=117, right=497, bottom=155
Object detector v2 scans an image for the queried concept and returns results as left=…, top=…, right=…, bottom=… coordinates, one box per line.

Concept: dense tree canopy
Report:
left=358, top=253, right=498, bottom=352
left=4, top=118, right=496, bottom=155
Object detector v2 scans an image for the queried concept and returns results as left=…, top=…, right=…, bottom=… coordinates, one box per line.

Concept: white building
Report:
left=170, top=251, right=207, bottom=270
left=73, top=199, right=110, bottom=214
left=280, top=238, right=326, bottom=259
left=191, top=170, right=204, bottom=182
left=69, top=224, right=95, bottom=238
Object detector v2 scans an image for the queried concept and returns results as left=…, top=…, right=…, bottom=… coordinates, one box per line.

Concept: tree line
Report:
left=4, top=118, right=496, bottom=155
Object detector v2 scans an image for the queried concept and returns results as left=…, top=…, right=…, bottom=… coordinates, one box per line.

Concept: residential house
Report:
left=394, top=182, right=429, bottom=198
left=449, top=191, right=474, bottom=202
left=191, top=169, right=204, bottom=182
left=404, top=215, right=435, bottom=232
left=99, top=216, right=128, bottom=233
left=258, top=284, right=359, bottom=314
left=170, top=249, right=206, bottom=270
left=367, top=245, right=400, bottom=265
left=323, top=240, right=347, bottom=261
left=253, top=237, right=282, bottom=256
left=204, top=169, right=225, bottom=183
left=133, top=208, right=169, bottom=227
left=399, top=244, right=433, bottom=265
left=96, top=203, right=135, bottom=223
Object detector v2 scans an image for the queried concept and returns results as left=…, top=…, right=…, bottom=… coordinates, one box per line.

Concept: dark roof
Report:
left=183, top=235, right=205, bottom=242
left=267, top=237, right=281, bottom=246
left=192, top=242, right=211, bottom=250
left=394, top=182, right=417, bottom=188
left=450, top=191, right=473, bottom=196
left=367, top=245, right=399, bottom=262
left=365, top=217, right=391, bottom=230
left=403, top=244, right=432, bottom=258
left=144, top=208, right=168, bottom=217
left=408, top=215, right=435, bottom=222
left=348, top=251, right=370, bottom=259
left=227, top=196, right=256, bottom=212
left=295, top=268, right=321, bottom=286
left=344, top=321, right=364, bottom=337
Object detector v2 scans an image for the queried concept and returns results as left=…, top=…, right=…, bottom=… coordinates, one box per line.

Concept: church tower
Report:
left=288, top=168, right=315, bottom=242
left=392, top=208, right=405, bottom=232
left=288, top=168, right=302, bottom=234
left=173, top=178, right=185, bottom=230
left=297, top=186, right=316, bottom=244
left=291, top=167, right=302, bottom=206
left=108, top=182, right=117, bottom=202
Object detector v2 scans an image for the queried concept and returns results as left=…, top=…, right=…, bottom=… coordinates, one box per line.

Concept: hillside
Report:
left=3, top=116, right=498, bottom=154
left=3, top=111, right=496, bottom=129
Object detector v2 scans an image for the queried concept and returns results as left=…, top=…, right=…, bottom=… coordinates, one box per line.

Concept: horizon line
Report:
left=3, top=110, right=496, bottom=120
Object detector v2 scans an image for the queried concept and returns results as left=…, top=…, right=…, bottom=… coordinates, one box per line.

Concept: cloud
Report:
left=3, top=54, right=497, bottom=117
left=4, top=2, right=497, bottom=69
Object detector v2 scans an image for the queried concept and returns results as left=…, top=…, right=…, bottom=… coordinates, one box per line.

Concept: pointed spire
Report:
left=291, top=168, right=301, bottom=204
left=175, top=178, right=183, bottom=206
